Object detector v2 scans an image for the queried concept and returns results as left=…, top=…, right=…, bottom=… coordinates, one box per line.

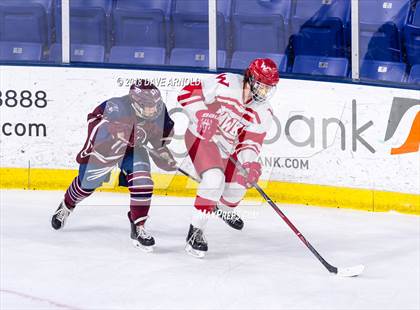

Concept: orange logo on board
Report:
left=384, top=98, right=420, bottom=155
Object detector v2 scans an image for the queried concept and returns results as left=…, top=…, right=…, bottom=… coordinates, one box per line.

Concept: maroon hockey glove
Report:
left=196, top=110, right=218, bottom=140
left=236, top=162, right=262, bottom=189
left=150, top=146, right=178, bottom=171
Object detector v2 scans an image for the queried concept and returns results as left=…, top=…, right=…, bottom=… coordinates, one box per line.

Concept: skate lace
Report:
left=191, top=228, right=207, bottom=244
left=55, top=205, right=70, bottom=222
left=136, top=226, right=152, bottom=240
left=230, top=213, right=239, bottom=224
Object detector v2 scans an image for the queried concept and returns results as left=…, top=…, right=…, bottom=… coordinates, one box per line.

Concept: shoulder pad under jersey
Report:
left=244, top=102, right=274, bottom=134
left=201, top=72, right=244, bottom=104
left=103, top=96, right=132, bottom=120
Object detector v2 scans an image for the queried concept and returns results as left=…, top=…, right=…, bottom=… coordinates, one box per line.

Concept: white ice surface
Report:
left=1, top=190, right=419, bottom=310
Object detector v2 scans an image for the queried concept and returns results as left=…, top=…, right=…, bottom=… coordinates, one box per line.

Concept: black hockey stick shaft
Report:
left=145, top=142, right=338, bottom=273
left=252, top=182, right=337, bottom=273
left=226, top=155, right=338, bottom=274
left=142, top=145, right=201, bottom=183
left=176, top=167, right=200, bottom=183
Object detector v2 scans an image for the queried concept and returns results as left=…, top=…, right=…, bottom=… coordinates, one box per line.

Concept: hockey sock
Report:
left=64, top=177, right=94, bottom=208
left=194, top=195, right=217, bottom=213
left=191, top=195, right=217, bottom=229
left=219, top=197, right=240, bottom=211
left=127, top=171, right=154, bottom=226
left=130, top=205, right=151, bottom=226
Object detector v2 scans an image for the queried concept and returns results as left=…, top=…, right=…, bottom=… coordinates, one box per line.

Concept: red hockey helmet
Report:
left=244, top=58, right=279, bottom=104
left=129, top=79, right=164, bottom=120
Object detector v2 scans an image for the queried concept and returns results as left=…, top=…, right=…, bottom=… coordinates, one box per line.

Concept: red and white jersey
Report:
left=178, top=72, right=274, bottom=163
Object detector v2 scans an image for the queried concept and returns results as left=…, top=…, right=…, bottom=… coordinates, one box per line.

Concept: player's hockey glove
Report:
left=236, top=162, right=262, bottom=189
left=196, top=110, right=218, bottom=140
left=150, top=146, right=178, bottom=171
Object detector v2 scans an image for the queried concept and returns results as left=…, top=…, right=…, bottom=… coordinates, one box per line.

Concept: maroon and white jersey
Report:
left=178, top=72, right=273, bottom=163
left=76, top=96, right=174, bottom=166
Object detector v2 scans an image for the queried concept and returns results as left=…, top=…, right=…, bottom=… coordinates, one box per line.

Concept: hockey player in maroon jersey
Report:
left=51, top=80, right=176, bottom=252
left=178, top=59, right=280, bottom=257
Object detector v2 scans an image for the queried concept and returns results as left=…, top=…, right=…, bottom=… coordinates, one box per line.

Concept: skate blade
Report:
left=185, top=244, right=206, bottom=258
left=132, top=240, right=154, bottom=253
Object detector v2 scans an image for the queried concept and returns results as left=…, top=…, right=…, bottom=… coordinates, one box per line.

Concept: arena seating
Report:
left=403, top=1, right=420, bottom=66
left=112, top=0, right=171, bottom=49
left=1, top=0, right=54, bottom=42
left=0, top=41, right=43, bottom=61
left=408, top=64, right=420, bottom=83
left=49, top=43, right=105, bottom=62
left=290, top=0, right=350, bottom=57
left=55, top=4, right=108, bottom=46
left=169, top=48, right=227, bottom=67
left=231, top=0, right=291, bottom=54
left=292, top=55, right=348, bottom=77
left=0, top=2, right=49, bottom=47
left=109, top=46, right=166, bottom=65
left=359, top=0, right=410, bottom=62
left=230, top=51, right=288, bottom=72
left=114, top=0, right=172, bottom=17
left=360, top=60, right=407, bottom=82
left=171, top=0, right=230, bottom=50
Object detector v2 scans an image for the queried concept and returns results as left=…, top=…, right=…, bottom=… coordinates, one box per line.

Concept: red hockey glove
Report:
left=150, top=146, right=178, bottom=171
left=196, top=110, right=218, bottom=140
left=236, top=162, right=262, bottom=189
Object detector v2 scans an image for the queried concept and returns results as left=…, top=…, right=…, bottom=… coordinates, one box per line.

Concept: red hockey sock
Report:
left=194, top=195, right=217, bottom=213
left=219, top=197, right=240, bottom=209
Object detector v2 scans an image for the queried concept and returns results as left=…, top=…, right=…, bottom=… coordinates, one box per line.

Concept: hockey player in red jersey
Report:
left=51, top=80, right=176, bottom=252
left=178, top=58, right=280, bottom=257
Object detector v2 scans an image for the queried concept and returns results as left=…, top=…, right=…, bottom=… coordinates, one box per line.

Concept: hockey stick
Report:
left=216, top=142, right=364, bottom=277
left=143, top=141, right=364, bottom=276
left=142, top=145, right=201, bottom=183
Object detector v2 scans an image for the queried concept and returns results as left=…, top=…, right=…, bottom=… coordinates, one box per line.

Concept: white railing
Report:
left=61, top=0, right=70, bottom=63
left=351, top=0, right=360, bottom=80
left=208, top=0, right=218, bottom=71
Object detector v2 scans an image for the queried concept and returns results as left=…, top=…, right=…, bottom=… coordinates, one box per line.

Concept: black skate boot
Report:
left=214, top=206, right=244, bottom=230
left=185, top=224, right=208, bottom=258
left=51, top=201, right=72, bottom=230
left=128, top=212, right=155, bottom=252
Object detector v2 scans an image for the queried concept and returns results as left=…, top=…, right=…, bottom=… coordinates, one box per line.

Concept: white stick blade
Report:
left=336, top=264, right=365, bottom=277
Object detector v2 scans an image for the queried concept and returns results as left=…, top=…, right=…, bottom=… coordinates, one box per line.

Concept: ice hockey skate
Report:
left=214, top=205, right=244, bottom=230
left=128, top=212, right=155, bottom=252
left=51, top=201, right=72, bottom=230
left=185, top=224, right=208, bottom=258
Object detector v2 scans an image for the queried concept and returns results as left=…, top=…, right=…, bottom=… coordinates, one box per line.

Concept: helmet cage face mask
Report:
left=249, top=75, right=277, bottom=104
left=130, top=88, right=163, bottom=120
